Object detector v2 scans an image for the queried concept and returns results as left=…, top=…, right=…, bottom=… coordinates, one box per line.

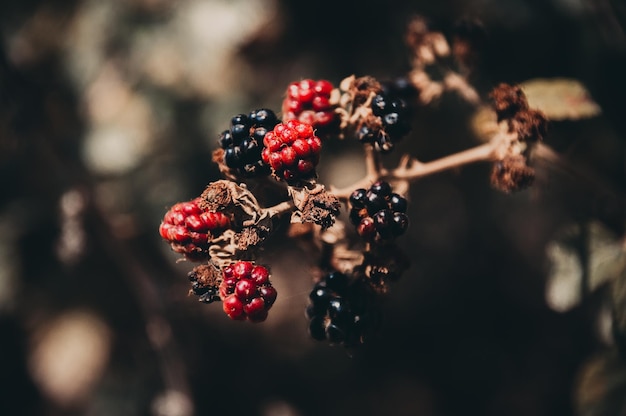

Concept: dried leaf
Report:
left=545, top=221, right=625, bottom=312
left=575, top=350, right=626, bottom=416
left=520, top=78, right=601, bottom=121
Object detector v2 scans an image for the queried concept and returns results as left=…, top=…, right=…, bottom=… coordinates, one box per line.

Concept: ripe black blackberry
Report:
left=357, top=92, right=411, bottom=153
left=380, top=77, right=419, bottom=104
left=349, top=180, right=409, bottom=243
left=306, top=271, right=382, bottom=348
left=218, top=108, right=280, bottom=178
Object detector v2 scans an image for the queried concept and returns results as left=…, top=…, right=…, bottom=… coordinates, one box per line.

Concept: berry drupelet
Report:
left=219, top=261, right=277, bottom=323
left=281, top=79, right=339, bottom=138
left=218, top=108, right=280, bottom=178
left=306, top=271, right=381, bottom=347
left=261, top=119, right=322, bottom=185
left=349, top=180, right=409, bottom=243
left=159, top=198, right=231, bottom=260
left=357, top=91, right=411, bottom=153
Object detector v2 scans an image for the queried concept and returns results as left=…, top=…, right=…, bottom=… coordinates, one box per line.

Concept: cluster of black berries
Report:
left=218, top=108, right=280, bottom=177
left=188, top=267, right=220, bottom=304
left=380, top=77, right=419, bottom=105
left=349, top=180, right=409, bottom=243
left=306, top=271, right=381, bottom=347
left=357, top=92, right=411, bottom=153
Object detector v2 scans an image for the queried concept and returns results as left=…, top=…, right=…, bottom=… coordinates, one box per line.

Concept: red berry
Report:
left=232, top=261, right=253, bottom=279
left=281, top=79, right=338, bottom=136
left=287, top=82, right=300, bottom=99
left=159, top=223, right=171, bottom=239
left=222, top=265, right=234, bottom=278
left=314, top=79, right=333, bottom=95
left=250, top=265, right=269, bottom=285
left=243, top=297, right=266, bottom=316
left=312, top=95, right=330, bottom=111
left=291, top=139, right=310, bottom=157
left=269, top=152, right=283, bottom=170
left=235, top=278, right=256, bottom=301
left=168, top=226, right=189, bottom=243
left=315, top=111, right=335, bottom=127
left=280, top=146, right=297, bottom=166
left=297, top=159, right=314, bottom=174
left=259, top=286, right=277, bottom=307
left=185, top=214, right=204, bottom=231
left=223, top=295, right=245, bottom=320
left=159, top=198, right=232, bottom=260
left=299, top=79, right=315, bottom=90
left=219, top=276, right=237, bottom=299
left=357, top=217, right=376, bottom=239
left=263, top=120, right=321, bottom=184
left=298, top=88, right=314, bottom=103
left=297, top=110, right=316, bottom=126
left=218, top=262, right=277, bottom=323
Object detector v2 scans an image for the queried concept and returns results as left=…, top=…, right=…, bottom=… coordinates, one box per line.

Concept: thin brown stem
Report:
left=332, top=141, right=499, bottom=200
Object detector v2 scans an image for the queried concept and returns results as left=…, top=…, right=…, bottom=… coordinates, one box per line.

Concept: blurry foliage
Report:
left=0, top=0, right=625, bottom=416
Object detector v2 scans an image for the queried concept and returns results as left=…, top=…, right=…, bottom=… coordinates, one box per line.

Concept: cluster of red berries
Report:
left=218, top=108, right=280, bottom=178
left=357, top=91, right=411, bottom=153
left=159, top=198, right=231, bottom=260
left=349, top=180, right=409, bottom=243
left=261, top=119, right=322, bottom=185
left=306, top=271, right=381, bottom=347
left=281, top=79, right=339, bottom=137
left=219, top=261, right=277, bottom=323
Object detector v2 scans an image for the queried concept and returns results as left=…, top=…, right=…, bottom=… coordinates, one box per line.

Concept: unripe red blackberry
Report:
left=218, top=108, right=280, bottom=178
left=281, top=79, right=339, bottom=138
left=218, top=261, right=276, bottom=323
left=159, top=198, right=231, bottom=260
left=348, top=181, right=409, bottom=243
left=261, top=119, right=322, bottom=185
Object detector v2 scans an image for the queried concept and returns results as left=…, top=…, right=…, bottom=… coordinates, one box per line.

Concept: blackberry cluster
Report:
left=281, top=79, right=339, bottom=138
left=357, top=92, right=411, bottom=153
left=218, top=108, right=280, bottom=178
left=260, top=119, right=322, bottom=185
left=349, top=180, right=409, bottom=243
left=306, top=271, right=381, bottom=347
left=159, top=198, right=231, bottom=260
left=219, top=261, right=277, bottom=323
left=380, top=77, right=418, bottom=107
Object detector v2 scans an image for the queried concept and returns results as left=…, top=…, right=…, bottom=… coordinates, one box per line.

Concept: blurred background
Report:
left=0, top=0, right=625, bottom=415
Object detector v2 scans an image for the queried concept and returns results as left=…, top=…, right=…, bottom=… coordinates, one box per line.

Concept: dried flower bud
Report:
left=490, top=154, right=535, bottom=193
left=513, top=108, right=548, bottom=142
left=490, top=83, right=529, bottom=122
left=289, top=183, right=341, bottom=230
left=188, top=263, right=222, bottom=303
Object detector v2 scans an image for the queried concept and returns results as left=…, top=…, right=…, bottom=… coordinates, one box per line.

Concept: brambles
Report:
left=349, top=180, right=409, bottom=243
left=157, top=16, right=555, bottom=349
left=219, top=261, right=277, bottom=322
left=306, top=271, right=382, bottom=347
left=261, top=119, right=322, bottom=185
left=281, top=79, right=340, bottom=138
left=159, top=198, right=232, bottom=261
left=217, top=108, right=279, bottom=178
